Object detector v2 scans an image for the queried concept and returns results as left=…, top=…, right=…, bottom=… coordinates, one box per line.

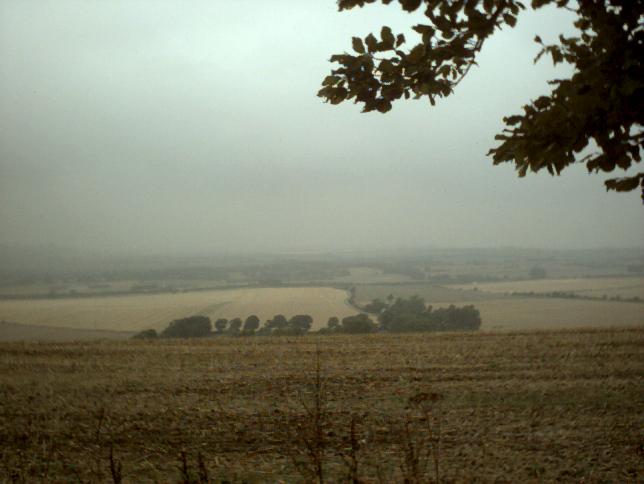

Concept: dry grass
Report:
left=1, top=328, right=642, bottom=482
left=432, top=297, right=644, bottom=331
left=448, top=277, right=644, bottom=299
left=0, top=320, right=133, bottom=342
left=0, top=287, right=354, bottom=333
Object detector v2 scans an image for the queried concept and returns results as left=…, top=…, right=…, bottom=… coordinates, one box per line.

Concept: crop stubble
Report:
left=1, top=328, right=642, bottom=481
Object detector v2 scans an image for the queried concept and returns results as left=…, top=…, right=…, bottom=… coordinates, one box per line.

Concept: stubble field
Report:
left=1, top=328, right=642, bottom=482
left=448, top=277, right=644, bottom=299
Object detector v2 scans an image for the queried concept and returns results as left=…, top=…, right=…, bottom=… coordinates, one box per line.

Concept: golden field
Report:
left=356, top=278, right=644, bottom=331
left=1, top=328, right=642, bottom=482
left=448, top=276, right=644, bottom=299
left=0, top=287, right=355, bottom=333
left=435, top=297, right=644, bottom=330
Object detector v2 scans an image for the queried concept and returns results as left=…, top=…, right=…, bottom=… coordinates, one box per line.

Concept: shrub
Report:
left=243, top=315, right=260, bottom=333
left=340, top=314, right=377, bottom=334
left=132, top=328, right=158, bottom=340
left=227, top=318, right=242, bottom=336
left=379, top=296, right=481, bottom=332
left=214, top=318, right=228, bottom=334
left=160, top=316, right=211, bottom=338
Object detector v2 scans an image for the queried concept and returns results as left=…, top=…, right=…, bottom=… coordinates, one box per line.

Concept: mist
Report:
left=1, top=0, right=642, bottom=256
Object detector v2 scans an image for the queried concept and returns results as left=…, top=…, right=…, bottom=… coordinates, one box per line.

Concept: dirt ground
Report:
left=1, top=328, right=642, bottom=482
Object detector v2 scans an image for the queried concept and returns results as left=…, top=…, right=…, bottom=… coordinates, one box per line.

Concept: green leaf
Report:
left=399, top=0, right=422, bottom=12
left=322, top=75, right=341, bottom=86
left=605, top=175, right=643, bottom=192
left=503, top=115, right=523, bottom=125
left=381, top=26, right=395, bottom=48
left=365, top=33, right=377, bottom=52
left=352, top=37, right=365, bottom=54
left=533, top=96, right=550, bottom=110
left=407, top=44, right=425, bottom=63
left=503, top=14, right=517, bottom=28
left=376, top=98, right=392, bottom=113
left=396, top=33, right=405, bottom=47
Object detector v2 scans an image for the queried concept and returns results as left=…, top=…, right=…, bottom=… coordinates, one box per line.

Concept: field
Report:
left=435, top=298, right=644, bottom=330
left=1, top=328, right=642, bottom=482
left=448, top=276, right=644, bottom=299
left=355, top=279, right=644, bottom=331
left=0, top=287, right=355, bottom=334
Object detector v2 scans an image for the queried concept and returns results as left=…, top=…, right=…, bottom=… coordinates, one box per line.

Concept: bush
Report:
left=379, top=296, right=481, bottom=333
left=132, top=328, right=158, bottom=340
left=160, top=316, right=211, bottom=338
left=340, top=314, right=377, bottom=334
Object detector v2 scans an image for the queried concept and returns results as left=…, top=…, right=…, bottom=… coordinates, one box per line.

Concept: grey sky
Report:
left=1, top=0, right=642, bottom=254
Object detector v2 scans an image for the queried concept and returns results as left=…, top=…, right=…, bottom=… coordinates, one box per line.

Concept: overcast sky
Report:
left=1, top=0, right=642, bottom=255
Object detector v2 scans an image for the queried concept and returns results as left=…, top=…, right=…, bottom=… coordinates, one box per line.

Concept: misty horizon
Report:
left=1, top=1, right=642, bottom=255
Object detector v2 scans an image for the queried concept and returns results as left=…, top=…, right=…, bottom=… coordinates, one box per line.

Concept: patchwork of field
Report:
left=332, top=266, right=412, bottom=284
left=1, top=328, right=641, bottom=482
left=354, top=283, right=497, bottom=304
left=448, top=276, right=644, bottom=299
left=355, top=280, right=644, bottom=331
left=0, top=287, right=355, bottom=334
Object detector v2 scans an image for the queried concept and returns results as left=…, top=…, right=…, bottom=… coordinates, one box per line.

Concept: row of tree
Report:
left=133, top=295, right=481, bottom=339
left=134, top=313, right=315, bottom=339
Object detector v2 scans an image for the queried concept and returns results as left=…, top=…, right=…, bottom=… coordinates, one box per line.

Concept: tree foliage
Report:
left=341, top=313, right=378, bottom=333
left=319, top=0, right=643, bottom=195
left=243, top=314, right=261, bottom=332
left=379, top=295, right=481, bottom=332
left=228, top=317, right=243, bottom=335
left=214, top=318, right=228, bottom=334
left=160, top=316, right=212, bottom=338
left=288, top=314, right=314, bottom=334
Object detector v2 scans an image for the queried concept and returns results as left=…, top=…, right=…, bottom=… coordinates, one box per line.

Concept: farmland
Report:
left=354, top=278, right=644, bottom=331
left=1, top=328, right=642, bottom=482
left=448, top=276, right=644, bottom=299
left=0, top=287, right=355, bottom=334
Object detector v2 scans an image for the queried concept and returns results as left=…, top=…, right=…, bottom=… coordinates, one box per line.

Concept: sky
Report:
left=1, top=0, right=642, bottom=255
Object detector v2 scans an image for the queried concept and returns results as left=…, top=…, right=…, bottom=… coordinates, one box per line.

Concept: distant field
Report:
left=435, top=297, right=644, bottom=330
left=355, top=281, right=644, bottom=331
left=332, top=266, right=412, bottom=284
left=0, top=287, right=355, bottom=334
left=355, top=283, right=498, bottom=304
left=0, top=320, right=133, bottom=342
left=448, top=276, right=644, bottom=299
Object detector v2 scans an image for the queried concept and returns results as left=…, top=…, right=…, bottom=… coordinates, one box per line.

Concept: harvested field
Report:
left=0, top=320, right=133, bottom=342
left=355, top=281, right=644, bottom=331
left=1, top=328, right=642, bottom=482
left=0, top=287, right=354, bottom=335
left=435, top=298, right=644, bottom=330
left=355, top=283, right=498, bottom=305
left=448, top=276, right=644, bottom=299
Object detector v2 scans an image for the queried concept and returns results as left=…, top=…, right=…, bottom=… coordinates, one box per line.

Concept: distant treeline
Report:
left=1, top=261, right=350, bottom=288
left=509, top=290, right=643, bottom=303
left=133, top=296, right=481, bottom=339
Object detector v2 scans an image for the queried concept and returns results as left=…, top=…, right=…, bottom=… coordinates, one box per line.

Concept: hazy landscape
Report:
left=1, top=246, right=643, bottom=339
left=2, top=0, right=643, bottom=482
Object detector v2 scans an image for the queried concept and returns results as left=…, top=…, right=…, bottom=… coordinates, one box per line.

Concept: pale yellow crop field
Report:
left=448, top=277, right=644, bottom=299
left=0, top=287, right=355, bottom=333
left=432, top=297, right=644, bottom=330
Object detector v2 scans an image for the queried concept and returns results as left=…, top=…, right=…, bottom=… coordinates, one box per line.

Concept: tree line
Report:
left=133, top=295, right=481, bottom=339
